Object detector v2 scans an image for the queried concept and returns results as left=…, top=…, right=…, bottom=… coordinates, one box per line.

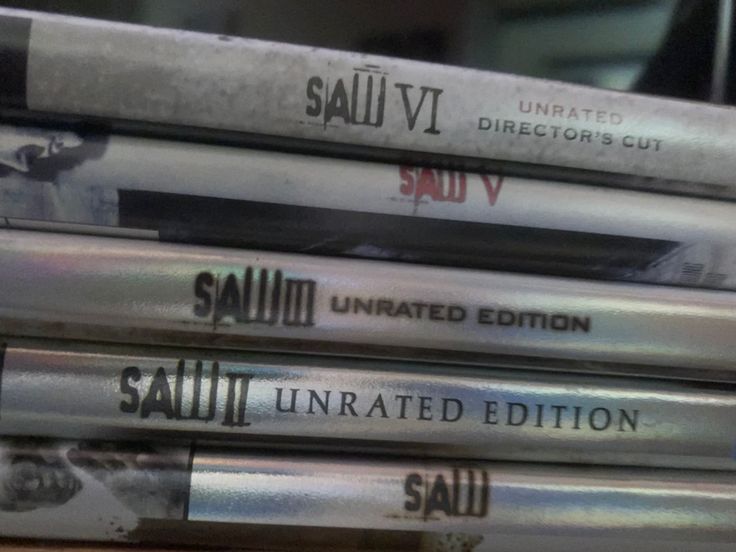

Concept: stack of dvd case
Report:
left=0, top=6, right=736, bottom=552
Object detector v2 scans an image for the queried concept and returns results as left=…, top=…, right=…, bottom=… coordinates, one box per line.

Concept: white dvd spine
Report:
left=2, top=125, right=736, bottom=289
left=1, top=9, right=736, bottom=192
left=0, top=230, right=735, bottom=374
left=3, top=338, right=736, bottom=470
left=0, top=439, right=734, bottom=549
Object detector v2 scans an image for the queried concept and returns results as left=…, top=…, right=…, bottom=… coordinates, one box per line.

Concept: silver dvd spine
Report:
left=0, top=438, right=734, bottom=549
left=0, top=229, right=735, bottom=375
left=2, top=124, right=736, bottom=290
left=4, top=337, right=736, bottom=470
left=1, top=10, right=736, bottom=193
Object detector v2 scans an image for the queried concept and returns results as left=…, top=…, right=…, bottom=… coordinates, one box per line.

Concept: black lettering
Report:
left=175, top=359, right=217, bottom=422
left=477, top=308, right=494, bottom=324
left=222, top=372, right=252, bottom=427
left=426, top=475, right=452, bottom=516
left=325, top=79, right=351, bottom=124
left=394, top=301, right=413, bottom=318
left=507, top=402, right=528, bottom=426
left=461, top=470, right=490, bottom=518
left=572, top=316, right=591, bottom=332
left=339, top=392, right=358, bottom=416
left=141, top=367, right=175, bottom=419
left=283, top=278, right=316, bottom=326
left=307, top=389, right=330, bottom=415
left=534, top=404, right=544, bottom=427
left=429, top=304, right=445, bottom=321
left=216, top=274, right=241, bottom=321
left=441, top=398, right=463, bottom=422
left=550, top=315, right=569, bottom=331
left=395, top=83, right=442, bottom=134
left=418, top=396, right=433, bottom=420
left=411, top=302, right=429, bottom=318
left=331, top=295, right=349, bottom=313
left=194, top=272, right=214, bottom=318
left=354, top=297, right=373, bottom=315
left=119, top=366, right=141, bottom=414
left=240, top=268, right=282, bottom=325
left=305, top=76, right=323, bottom=117
left=350, top=73, right=385, bottom=127
left=551, top=405, right=567, bottom=428
left=395, top=394, right=413, bottom=419
left=590, top=407, right=611, bottom=431
left=498, top=310, right=515, bottom=326
left=404, top=473, right=423, bottom=512
left=258, top=268, right=282, bottom=325
left=376, top=299, right=393, bottom=316
left=483, top=401, right=498, bottom=424
left=618, top=409, right=639, bottom=432
left=447, top=306, right=466, bottom=322
left=366, top=393, right=389, bottom=418
left=573, top=406, right=582, bottom=429
left=275, top=387, right=299, bottom=413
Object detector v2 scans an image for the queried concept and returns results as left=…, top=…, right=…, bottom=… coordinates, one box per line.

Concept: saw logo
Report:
left=398, top=166, right=504, bottom=206
left=403, top=468, right=490, bottom=519
left=193, top=267, right=317, bottom=328
left=304, top=65, right=442, bottom=134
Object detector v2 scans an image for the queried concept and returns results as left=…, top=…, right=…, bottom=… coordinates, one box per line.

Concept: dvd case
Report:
left=1, top=9, right=736, bottom=196
left=1, top=538, right=732, bottom=552
left=0, top=229, right=734, bottom=375
left=0, top=438, right=733, bottom=549
left=1, top=124, right=735, bottom=289
left=2, top=337, right=736, bottom=470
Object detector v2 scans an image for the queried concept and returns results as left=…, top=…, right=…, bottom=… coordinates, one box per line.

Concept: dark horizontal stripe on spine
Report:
left=118, top=190, right=679, bottom=282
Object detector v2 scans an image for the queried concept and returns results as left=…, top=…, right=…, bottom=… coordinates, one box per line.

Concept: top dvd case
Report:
left=1, top=8, right=736, bottom=198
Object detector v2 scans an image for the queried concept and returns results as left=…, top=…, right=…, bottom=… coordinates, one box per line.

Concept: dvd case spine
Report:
left=0, top=229, right=735, bottom=375
left=1, top=9, right=736, bottom=194
left=0, top=438, right=734, bottom=549
left=3, top=539, right=735, bottom=552
left=2, top=124, right=736, bottom=289
left=4, top=337, right=736, bottom=470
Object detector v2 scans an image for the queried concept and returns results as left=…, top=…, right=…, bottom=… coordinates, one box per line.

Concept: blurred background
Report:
left=0, top=0, right=729, bottom=102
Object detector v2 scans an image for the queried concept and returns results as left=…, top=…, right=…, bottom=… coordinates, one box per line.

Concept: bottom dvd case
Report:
left=0, top=537, right=735, bottom=552
left=0, top=438, right=733, bottom=550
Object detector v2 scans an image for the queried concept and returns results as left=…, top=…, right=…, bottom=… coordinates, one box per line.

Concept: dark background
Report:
left=0, top=0, right=728, bottom=102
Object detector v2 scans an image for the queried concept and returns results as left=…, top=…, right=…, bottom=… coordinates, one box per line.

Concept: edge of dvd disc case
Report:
left=2, top=337, right=736, bottom=470
left=0, top=439, right=734, bottom=549
left=0, top=229, right=735, bottom=374
left=1, top=8, right=736, bottom=195
left=2, top=124, right=736, bottom=290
